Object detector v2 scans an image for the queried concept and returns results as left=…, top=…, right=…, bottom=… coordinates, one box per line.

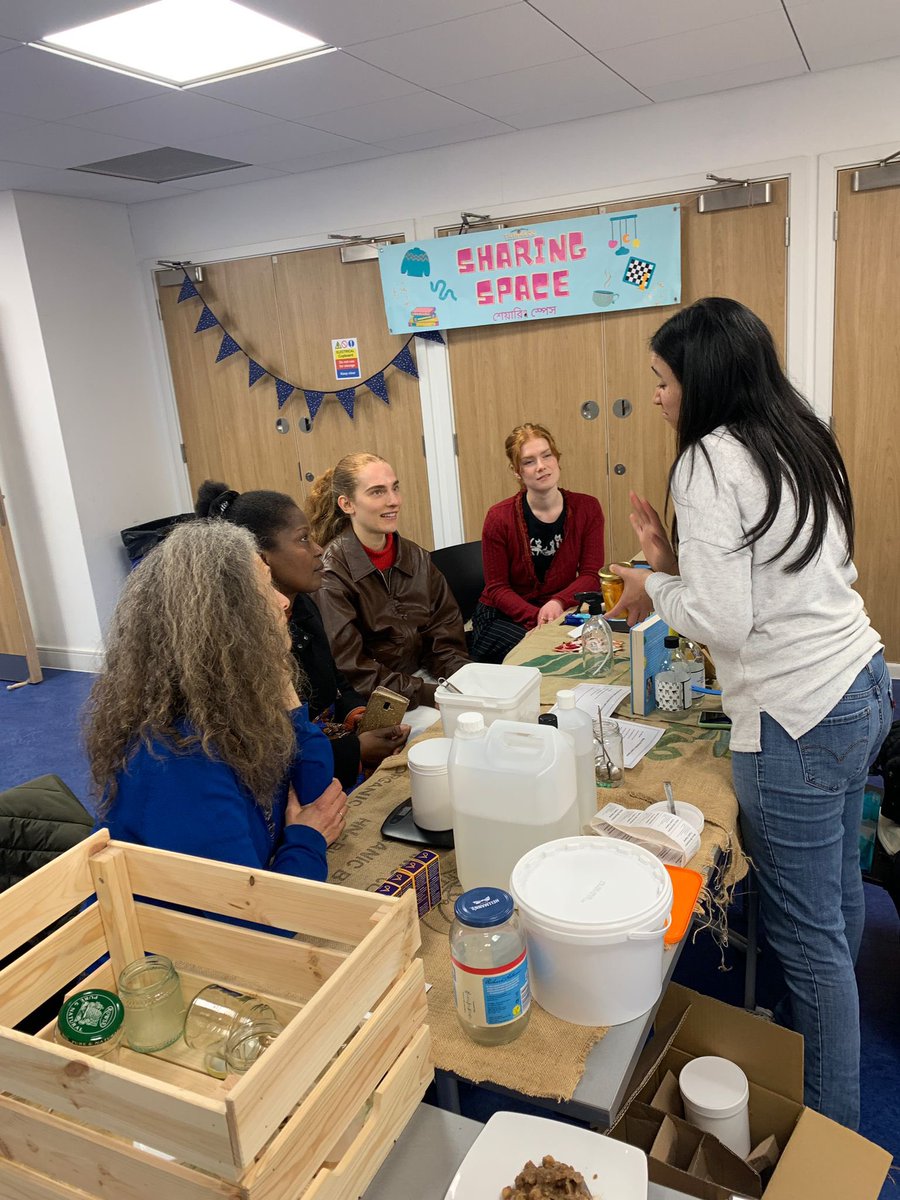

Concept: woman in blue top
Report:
left=87, top=520, right=347, bottom=882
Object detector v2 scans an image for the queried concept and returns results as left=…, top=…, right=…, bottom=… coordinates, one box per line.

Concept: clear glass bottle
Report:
left=118, top=954, right=186, bottom=1053
left=655, top=635, right=691, bottom=716
left=450, top=888, right=530, bottom=1046
left=55, top=989, right=124, bottom=1059
left=592, top=716, right=624, bottom=788
left=575, top=591, right=614, bottom=677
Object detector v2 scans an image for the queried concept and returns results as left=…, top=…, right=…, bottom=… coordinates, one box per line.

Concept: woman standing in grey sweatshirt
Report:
left=609, top=297, right=890, bottom=1131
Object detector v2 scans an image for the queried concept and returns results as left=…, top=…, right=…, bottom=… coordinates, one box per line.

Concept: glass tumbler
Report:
left=593, top=717, right=625, bottom=788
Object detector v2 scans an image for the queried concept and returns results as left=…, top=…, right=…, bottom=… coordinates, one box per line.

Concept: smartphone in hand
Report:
left=357, top=685, right=410, bottom=733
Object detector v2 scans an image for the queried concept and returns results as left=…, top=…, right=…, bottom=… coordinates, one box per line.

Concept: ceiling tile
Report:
left=267, top=143, right=391, bottom=173
left=602, top=10, right=805, bottom=89
left=303, top=90, right=496, bottom=141
left=0, top=121, right=158, bottom=168
left=646, top=56, right=808, bottom=102
left=377, top=116, right=514, bottom=152
left=62, top=92, right=277, bottom=143
left=786, top=0, right=900, bottom=70
left=436, top=54, right=649, bottom=123
left=528, top=0, right=782, bottom=54
left=348, top=5, right=582, bottom=88
left=0, top=157, right=191, bottom=201
left=245, top=0, right=518, bottom=48
left=0, top=1, right=139, bottom=42
left=172, top=165, right=292, bottom=190
left=0, top=111, right=44, bottom=137
left=0, top=37, right=21, bottom=53
left=188, top=120, right=370, bottom=164
left=0, top=45, right=166, bottom=121
left=197, top=52, right=418, bottom=119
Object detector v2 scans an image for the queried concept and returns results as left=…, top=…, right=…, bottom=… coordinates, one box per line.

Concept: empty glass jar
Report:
left=118, top=955, right=186, bottom=1053
left=183, top=984, right=282, bottom=1077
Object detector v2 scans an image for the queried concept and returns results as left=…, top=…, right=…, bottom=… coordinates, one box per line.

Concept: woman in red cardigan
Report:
left=471, top=423, right=606, bottom=663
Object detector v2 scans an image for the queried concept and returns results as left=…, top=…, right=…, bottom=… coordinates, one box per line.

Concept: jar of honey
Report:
left=600, top=569, right=625, bottom=614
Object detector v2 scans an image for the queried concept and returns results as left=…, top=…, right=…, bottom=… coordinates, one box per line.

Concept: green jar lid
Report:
left=57, top=989, right=124, bottom=1046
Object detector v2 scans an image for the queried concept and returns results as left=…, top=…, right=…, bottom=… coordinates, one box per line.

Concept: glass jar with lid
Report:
left=55, top=989, right=124, bottom=1059
left=118, top=954, right=186, bottom=1053
left=450, top=887, right=530, bottom=1046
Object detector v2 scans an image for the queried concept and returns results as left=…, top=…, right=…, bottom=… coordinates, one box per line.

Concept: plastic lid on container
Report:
left=537, top=713, right=558, bottom=727
left=57, top=989, right=124, bottom=1046
left=437, top=663, right=539, bottom=702
left=556, top=690, right=576, bottom=710
left=454, top=888, right=514, bottom=927
left=510, top=836, right=673, bottom=935
left=679, top=1056, right=750, bottom=1120
left=455, top=712, right=485, bottom=737
left=664, top=635, right=680, bottom=648
left=407, top=737, right=452, bottom=775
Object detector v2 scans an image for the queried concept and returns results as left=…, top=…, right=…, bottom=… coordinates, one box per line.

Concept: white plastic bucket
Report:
left=679, top=1056, right=751, bottom=1158
left=408, top=738, right=452, bottom=831
left=510, top=837, right=673, bottom=1026
left=435, top=664, right=540, bottom=737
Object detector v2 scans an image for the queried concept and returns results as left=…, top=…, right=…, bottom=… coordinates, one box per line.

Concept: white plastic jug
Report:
left=554, top=690, right=598, bottom=830
left=448, top=713, right=579, bottom=893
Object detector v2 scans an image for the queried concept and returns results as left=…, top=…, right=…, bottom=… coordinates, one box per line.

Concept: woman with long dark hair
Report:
left=609, top=297, right=890, bottom=1129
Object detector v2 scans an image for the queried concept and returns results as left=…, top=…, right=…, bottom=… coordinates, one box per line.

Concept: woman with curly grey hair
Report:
left=86, top=520, right=347, bottom=884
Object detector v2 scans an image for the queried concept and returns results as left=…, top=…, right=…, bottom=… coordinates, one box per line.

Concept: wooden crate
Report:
left=0, top=830, right=432, bottom=1200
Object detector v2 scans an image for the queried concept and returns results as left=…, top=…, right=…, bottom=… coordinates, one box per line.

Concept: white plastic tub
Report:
left=509, top=836, right=673, bottom=1026
left=408, top=737, right=452, bottom=831
left=679, top=1056, right=752, bottom=1157
left=435, top=663, right=540, bottom=737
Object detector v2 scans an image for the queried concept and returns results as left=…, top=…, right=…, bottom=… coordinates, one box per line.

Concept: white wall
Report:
left=0, top=192, right=102, bottom=668
left=14, top=192, right=182, bottom=636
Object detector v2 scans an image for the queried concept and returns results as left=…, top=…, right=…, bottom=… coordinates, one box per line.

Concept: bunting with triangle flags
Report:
left=177, top=267, right=447, bottom=424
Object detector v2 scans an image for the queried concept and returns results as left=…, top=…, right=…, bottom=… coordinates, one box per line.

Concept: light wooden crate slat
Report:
left=0, top=905, right=107, bottom=1026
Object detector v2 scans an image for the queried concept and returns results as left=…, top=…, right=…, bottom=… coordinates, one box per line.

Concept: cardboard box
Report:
left=609, top=983, right=891, bottom=1200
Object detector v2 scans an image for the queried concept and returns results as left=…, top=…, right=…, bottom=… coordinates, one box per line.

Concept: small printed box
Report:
left=375, top=880, right=406, bottom=898
left=384, top=871, right=413, bottom=897
left=398, top=859, right=431, bottom=919
left=411, top=849, right=442, bottom=908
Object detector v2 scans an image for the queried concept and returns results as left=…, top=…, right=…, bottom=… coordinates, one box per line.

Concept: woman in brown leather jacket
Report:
left=307, top=453, right=469, bottom=711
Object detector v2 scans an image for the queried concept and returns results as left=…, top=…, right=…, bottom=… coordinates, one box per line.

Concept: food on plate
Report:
left=500, top=1154, right=592, bottom=1198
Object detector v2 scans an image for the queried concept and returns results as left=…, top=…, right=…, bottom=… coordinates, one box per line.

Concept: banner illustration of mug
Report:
left=378, top=204, right=681, bottom=334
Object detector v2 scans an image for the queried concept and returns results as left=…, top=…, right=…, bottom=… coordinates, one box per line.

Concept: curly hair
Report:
left=504, top=423, right=562, bottom=482
left=86, top=520, right=300, bottom=815
left=305, top=452, right=387, bottom=546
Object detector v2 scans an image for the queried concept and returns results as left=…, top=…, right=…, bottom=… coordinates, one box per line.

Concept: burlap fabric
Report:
left=327, top=624, right=746, bottom=1101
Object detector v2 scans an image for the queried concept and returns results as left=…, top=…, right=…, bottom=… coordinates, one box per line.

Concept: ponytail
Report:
left=306, top=452, right=388, bottom=547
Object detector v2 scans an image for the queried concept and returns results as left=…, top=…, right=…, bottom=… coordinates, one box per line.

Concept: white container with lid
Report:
left=407, top=737, right=453, bottom=831
left=435, top=663, right=540, bottom=738
left=679, top=1056, right=752, bottom=1158
left=448, top=713, right=578, bottom=893
left=509, top=836, right=673, bottom=1026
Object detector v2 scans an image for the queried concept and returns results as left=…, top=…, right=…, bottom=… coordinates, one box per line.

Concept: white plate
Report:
left=443, top=1111, right=648, bottom=1200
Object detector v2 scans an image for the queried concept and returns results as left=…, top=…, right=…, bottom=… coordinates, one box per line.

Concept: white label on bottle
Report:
left=451, top=948, right=530, bottom=1027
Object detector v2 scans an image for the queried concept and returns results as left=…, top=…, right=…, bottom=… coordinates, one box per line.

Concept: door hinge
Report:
left=784, top=216, right=791, bottom=247
left=832, top=211, right=839, bottom=242
left=180, top=443, right=187, bottom=464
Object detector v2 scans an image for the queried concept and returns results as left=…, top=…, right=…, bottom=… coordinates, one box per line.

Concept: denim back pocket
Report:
left=797, top=706, right=871, bottom=793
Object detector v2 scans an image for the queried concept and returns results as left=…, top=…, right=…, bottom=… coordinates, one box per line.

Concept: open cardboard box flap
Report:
left=614, top=984, right=892, bottom=1200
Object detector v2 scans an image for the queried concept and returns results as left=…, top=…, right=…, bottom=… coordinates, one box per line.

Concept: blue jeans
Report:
left=731, top=652, right=892, bottom=1130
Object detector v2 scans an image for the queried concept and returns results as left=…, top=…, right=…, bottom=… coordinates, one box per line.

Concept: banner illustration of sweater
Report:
left=378, top=204, right=681, bottom=334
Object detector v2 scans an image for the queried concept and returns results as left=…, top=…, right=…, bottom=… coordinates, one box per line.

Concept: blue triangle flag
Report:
left=392, top=344, right=419, bottom=379
left=248, top=359, right=267, bottom=387
left=365, top=372, right=390, bottom=405
left=178, top=275, right=199, bottom=303
left=195, top=306, right=218, bottom=332
left=304, top=390, right=323, bottom=420
left=413, top=329, right=444, bottom=344
left=216, top=332, right=241, bottom=362
left=276, top=379, right=295, bottom=409
left=336, top=388, right=356, bottom=419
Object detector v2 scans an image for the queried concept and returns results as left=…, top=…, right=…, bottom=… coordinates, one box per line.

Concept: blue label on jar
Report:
left=451, top=948, right=531, bottom=1027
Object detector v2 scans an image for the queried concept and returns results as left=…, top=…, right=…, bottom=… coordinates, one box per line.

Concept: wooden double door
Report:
left=446, top=180, right=789, bottom=565
left=157, top=247, right=434, bottom=548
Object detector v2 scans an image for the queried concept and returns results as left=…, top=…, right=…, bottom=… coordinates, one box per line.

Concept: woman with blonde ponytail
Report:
left=308, top=453, right=469, bottom=713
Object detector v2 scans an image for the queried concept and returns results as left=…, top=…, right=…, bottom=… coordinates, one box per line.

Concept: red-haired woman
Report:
left=472, top=423, right=605, bottom=663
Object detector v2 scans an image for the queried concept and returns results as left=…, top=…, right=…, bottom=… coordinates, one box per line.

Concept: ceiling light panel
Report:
left=36, top=0, right=333, bottom=87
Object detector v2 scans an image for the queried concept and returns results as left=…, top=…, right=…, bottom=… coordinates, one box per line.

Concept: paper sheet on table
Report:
left=617, top=718, right=665, bottom=768
left=590, top=801, right=702, bottom=867
left=550, top=682, right=631, bottom=720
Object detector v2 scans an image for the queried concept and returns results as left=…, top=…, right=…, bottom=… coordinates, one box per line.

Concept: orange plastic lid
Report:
left=664, top=864, right=704, bottom=945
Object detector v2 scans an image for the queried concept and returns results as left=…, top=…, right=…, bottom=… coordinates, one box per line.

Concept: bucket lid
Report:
left=454, top=888, right=514, bottom=927
left=679, top=1056, right=750, bottom=1120
left=510, top=836, right=673, bottom=935
left=407, top=737, right=452, bottom=774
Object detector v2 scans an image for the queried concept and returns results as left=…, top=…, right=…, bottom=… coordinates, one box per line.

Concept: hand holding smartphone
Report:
left=357, top=685, right=410, bottom=733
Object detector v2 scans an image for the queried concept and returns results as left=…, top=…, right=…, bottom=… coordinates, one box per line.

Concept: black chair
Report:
left=430, top=541, right=484, bottom=625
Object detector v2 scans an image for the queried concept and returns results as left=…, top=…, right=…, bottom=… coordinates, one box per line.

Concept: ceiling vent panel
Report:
left=69, top=146, right=249, bottom=183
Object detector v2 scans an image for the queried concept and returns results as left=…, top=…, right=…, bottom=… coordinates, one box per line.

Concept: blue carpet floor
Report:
left=2, top=668, right=898, bottom=1194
